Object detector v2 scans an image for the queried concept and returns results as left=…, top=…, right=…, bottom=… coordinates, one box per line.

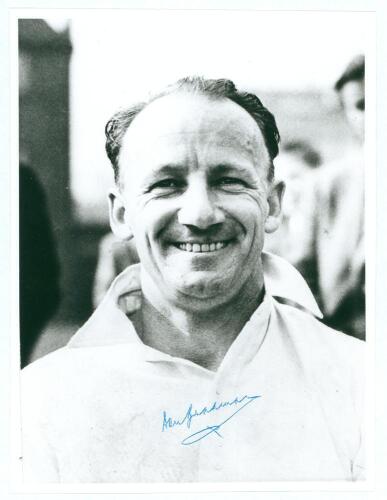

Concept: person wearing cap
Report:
left=21, top=77, right=364, bottom=482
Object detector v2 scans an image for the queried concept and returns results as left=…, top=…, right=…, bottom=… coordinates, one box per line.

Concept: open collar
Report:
left=68, top=252, right=322, bottom=349
left=262, top=252, right=322, bottom=318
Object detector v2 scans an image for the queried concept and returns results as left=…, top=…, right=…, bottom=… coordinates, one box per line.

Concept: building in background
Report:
left=19, top=20, right=96, bottom=363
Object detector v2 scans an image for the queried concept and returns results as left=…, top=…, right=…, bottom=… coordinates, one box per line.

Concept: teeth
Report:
left=177, top=241, right=228, bottom=253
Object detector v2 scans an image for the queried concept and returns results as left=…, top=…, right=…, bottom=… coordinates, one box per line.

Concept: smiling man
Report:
left=21, top=77, right=365, bottom=482
left=107, top=84, right=283, bottom=370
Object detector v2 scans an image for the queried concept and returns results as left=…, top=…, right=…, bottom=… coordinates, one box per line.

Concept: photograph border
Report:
left=3, top=2, right=384, bottom=499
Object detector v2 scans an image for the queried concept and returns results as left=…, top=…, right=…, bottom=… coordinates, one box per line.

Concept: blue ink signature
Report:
left=162, top=394, right=261, bottom=445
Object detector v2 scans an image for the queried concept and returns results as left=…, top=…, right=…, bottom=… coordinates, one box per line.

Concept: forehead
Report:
left=118, top=93, right=270, bottom=178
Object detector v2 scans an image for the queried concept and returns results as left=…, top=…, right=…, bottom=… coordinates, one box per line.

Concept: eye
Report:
left=216, top=177, right=248, bottom=188
left=148, top=178, right=185, bottom=192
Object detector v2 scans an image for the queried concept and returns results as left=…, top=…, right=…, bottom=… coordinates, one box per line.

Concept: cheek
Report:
left=130, top=197, right=178, bottom=241
left=222, top=191, right=268, bottom=229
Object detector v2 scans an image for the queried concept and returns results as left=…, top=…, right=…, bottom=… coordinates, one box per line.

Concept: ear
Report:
left=264, top=181, right=285, bottom=234
left=108, top=188, right=134, bottom=241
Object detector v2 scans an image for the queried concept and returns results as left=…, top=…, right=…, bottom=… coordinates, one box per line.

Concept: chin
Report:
left=173, top=271, right=233, bottom=303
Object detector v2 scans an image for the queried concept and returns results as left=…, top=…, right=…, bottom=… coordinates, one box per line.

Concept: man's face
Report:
left=110, top=93, right=282, bottom=311
left=340, top=79, right=365, bottom=142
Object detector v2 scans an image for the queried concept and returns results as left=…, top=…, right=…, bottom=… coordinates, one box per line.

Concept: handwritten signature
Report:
left=162, top=394, right=261, bottom=445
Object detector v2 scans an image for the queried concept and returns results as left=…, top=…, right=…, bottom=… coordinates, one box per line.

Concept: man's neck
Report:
left=133, top=276, right=264, bottom=372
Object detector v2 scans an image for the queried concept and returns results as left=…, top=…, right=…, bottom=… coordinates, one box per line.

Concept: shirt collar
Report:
left=262, top=252, right=322, bottom=318
left=68, top=251, right=322, bottom=349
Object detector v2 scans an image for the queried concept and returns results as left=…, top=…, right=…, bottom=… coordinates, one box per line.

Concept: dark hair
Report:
left=282, top=140, right=322, bottom=168
left=334, top=54, right=365, bottom=92
left=105, top=76, right=280, bottom=184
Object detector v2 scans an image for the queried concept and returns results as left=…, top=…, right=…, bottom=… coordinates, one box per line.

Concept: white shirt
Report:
left=21, top=253, right=365, bottom=482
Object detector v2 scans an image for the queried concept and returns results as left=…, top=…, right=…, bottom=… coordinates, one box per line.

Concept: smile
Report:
left=174, top=241, right=229, bottom=253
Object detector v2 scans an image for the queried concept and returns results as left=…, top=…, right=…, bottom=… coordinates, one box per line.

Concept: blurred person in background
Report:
left=19, top=163, right=61, bottom=367
left=292, top=55, right=365, bottom=339
left=92, top=233, right=138, bottom=307
left=264, top=140, right=321, bottom=272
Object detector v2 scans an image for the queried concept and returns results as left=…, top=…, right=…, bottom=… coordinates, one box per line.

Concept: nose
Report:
left=177, top=177, right=225, bottom=230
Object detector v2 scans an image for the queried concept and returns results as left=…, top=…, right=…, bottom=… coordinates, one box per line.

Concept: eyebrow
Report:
left=208, top=163, right=256, bottom=178
left=142, top=164, right=188, bottom=183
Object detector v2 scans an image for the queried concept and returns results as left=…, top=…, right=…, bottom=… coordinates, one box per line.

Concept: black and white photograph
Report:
left=6, top=5, right=383, bottom=495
